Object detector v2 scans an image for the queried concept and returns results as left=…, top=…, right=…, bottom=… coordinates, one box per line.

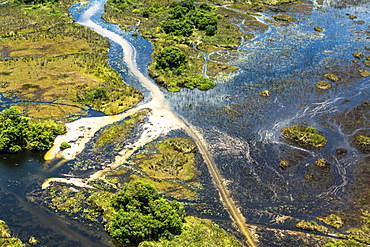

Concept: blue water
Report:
left=1, top=0, right=370, bottom=245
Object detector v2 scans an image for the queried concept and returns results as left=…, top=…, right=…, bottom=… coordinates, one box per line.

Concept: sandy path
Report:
left=43, top=0, right=257, bottom=245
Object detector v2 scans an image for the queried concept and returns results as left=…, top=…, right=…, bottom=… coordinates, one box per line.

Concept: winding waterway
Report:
left=1, top=0, right=370, bottom=246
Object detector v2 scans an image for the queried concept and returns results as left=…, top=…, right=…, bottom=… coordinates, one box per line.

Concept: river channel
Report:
left=0, top=0, right=370, bottom=246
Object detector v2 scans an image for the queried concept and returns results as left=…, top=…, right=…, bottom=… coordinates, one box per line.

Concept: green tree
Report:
left=169, top=0, right=195, bottom=12
left=205, top=25, right=217, bottom=36
left=162, top=19, right=193, bottom=37
left=169, top=5, right=189, bottom=19
left=155, top=47, right=187, bottom=70
left=107, top=181, right=185, bottom=244
left=0, top=107, right=66, bottom=153
left=189, top=9, right=218, bottom=31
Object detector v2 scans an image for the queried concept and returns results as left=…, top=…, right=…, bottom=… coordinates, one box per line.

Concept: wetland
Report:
left=1, top=0, right=370, bottom=246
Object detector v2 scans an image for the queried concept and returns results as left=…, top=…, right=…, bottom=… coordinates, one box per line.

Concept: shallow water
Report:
left=1, top=0, right=370, bottom=245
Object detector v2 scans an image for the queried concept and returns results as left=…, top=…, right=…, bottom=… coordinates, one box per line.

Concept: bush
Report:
left=155, top=47, right=187, bottom=70
left=60, top=142, right=71, bottom=150
left=107, top=181, right=185, bottom=244
left=205, top=25, right=217, bottom=36
left=162, top=19, right=193, bottom=37
left=0, top=107, right=66, bottom=153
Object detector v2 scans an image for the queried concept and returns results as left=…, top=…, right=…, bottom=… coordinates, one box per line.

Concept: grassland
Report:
left=0, top=1, right=143, bottom=119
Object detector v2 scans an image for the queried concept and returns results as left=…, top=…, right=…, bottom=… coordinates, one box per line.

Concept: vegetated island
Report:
left=102, top=0, right=280, bottom=91
left=281, top=125, right=327, bottom=149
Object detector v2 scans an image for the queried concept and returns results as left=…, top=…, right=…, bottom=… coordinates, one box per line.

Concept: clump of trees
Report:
left=153, top=46, right=215, bottom=91
left=106, top=181, right=185, bottom=244
left=155, top=46, right=187, bottom=72
left=0, top=106, right=66, bottom=153
left=162, top=0, right=218, bottom=37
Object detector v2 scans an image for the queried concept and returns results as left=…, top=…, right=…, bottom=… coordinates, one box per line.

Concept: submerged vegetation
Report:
left=0, top=106, right=66, bottom=153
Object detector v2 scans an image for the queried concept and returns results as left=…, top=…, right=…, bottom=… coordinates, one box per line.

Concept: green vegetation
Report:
left=155, top=47, right=187, bottom=71
left=295, top=220, right=328, bottom=233
left=103, top=0, right=251, bottom=91
left=10, top=0, right=59, bottom=6
left=354, top=135, right=370, bottom=151
left=0, top=107, right=66, bottom=153
left=316, top=214, right=344, bottom=229
left=272, top=14, right=296, bottom=22
left=314, top=158, right=329, bottom=167
left=60, top=141, right=71, bottom=150
left=0, top=220, right=24, bottom=247
left=106, top=181, right=185, bottom=244
left=136, top=138, right=197, bottom=181
left=0, top=1, right=143, bottom=118
left=130, top=175, right=197, bottom=200
left=139, top=216, right=242, bottom=247
left=281, top=125, right=327, bottom=149
left=324, top=73, right=340, bottom=82
left=316, top=81, right=332, bottom=90
left=94, top=111, right=147, bottom=148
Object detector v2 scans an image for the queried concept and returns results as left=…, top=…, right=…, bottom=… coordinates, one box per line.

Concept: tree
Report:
left=162, top=19, right=193, bottom=37
left=107, top=181, right=185, bottom=244
left=0, top=107, right=66, bottom=153
left=205, top=25, right=217, bottom=36
left=169, top=5, right=189, bottom=19
left=155, top=47, right=187, bottom=70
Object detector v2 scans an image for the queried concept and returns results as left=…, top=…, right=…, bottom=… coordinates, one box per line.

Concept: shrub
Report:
left=107, top=181, right=185, bottom=244
left=155, top=47, right=187, bottom=70
left=60, top=142, right=71, bottom=150
left=0, top=107, right=66, bottom=153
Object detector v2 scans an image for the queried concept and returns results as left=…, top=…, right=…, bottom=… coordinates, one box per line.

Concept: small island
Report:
left=281, top=125, right=327, bottom=149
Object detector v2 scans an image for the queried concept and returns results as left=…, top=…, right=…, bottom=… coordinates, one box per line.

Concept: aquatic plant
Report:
left=314, top=158, right=329, bottom=167
left=354, top=135, right=370, bottom=151
left=316, top=81, right=332, bottom=90
left=0, top=220, right=24, bottom=247
left=60, top=142, right=71, bottom=150
left=324, top=73, right=340, bottom=82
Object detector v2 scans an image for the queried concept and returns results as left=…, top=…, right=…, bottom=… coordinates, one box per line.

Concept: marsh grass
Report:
left=94, top=111, right=147, bottom=148
left=139, top=216, right=242, bottom=247
left=130, top=174, right=196, bottom=200
left=136, top=138, right=197, bottom=181
left=0, top=1, right=143, bottom=119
